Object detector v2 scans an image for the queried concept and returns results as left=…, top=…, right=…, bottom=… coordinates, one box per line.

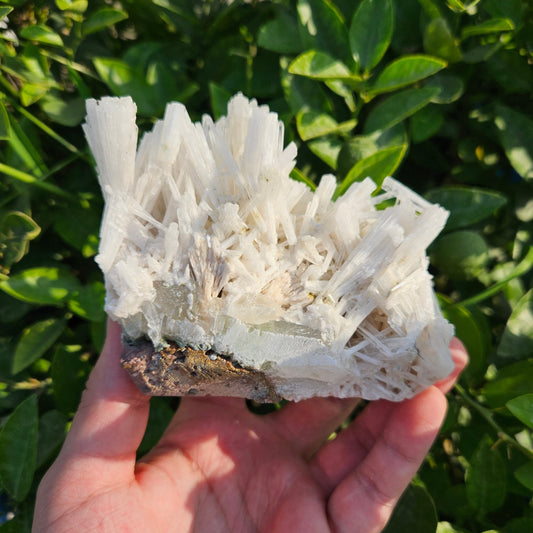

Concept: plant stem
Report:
left=455, top=383, right=533, bottom=460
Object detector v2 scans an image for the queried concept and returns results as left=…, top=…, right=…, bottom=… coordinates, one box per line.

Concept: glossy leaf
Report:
left=494, top=104, right=533, bottom=181
left=55, top=0, right=88, bottom=12
left=296, top=110, right=355, bottom=141
left=337, top=124, right=408, bottom=179
left=12, top=318, right=66, bottom=374
left=424, top=18, right=462, bottom=62
left=349, top=0, right=393, bottom=71
left=425, top=187, right=507, bottom=231
left=368, top=55, right=446, bottom=96
left=289, top=50, right=353, bottom=80
left=83, top=8, right=128, bottom=35
left=506, top=394, right=533, bottom=430
left=424, top=73, right=464, bottom=103
left=0, top=267, right=81, bottom=305
left=382, top=484, right=437, bottom=533
left=308, top=136, right=343, bottom=169
left=20, top=25, right=64, bottom=47
left=497, top=289, right=533, bottom=362
left=364, top=87, right=440, bottom=133
left=0, top=394, right=38, bottom=501
left=461, top=18, right=514, bottom=38
left=335, top=145, right=407, bottom=197
left=0, top=7, right=13, bottom=20
left=466, top=439, right=507, bottom=514
left=483, top=360, right=533, bottom=408
left=297, top=0, right=351, bottom=64
left=257, top=10, right=303, bottom=54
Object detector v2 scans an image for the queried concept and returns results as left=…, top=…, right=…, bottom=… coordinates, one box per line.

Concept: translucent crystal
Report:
left=83, top=94, right=454, bottom=402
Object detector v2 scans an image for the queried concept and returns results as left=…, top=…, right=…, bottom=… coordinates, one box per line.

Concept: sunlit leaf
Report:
left=462, top=18, right=514, bottom=39
left=296, top=110, right=355, bottom=141
left=367, top=55, right=446, bottom=96
left=20, top=25, right=64, bottom=47
left=83, top=8, right=128, bottom=35
left=68, top=282, right=105, bottom=322
left=494, top=104, right=533, bottom=181
left=289, top=50, right=353, bottom=80
left=349, top=0, right=393, bottom=71
left=12, top=318, right=66, bottom=374
left=0, top=267, right=81, bottom=305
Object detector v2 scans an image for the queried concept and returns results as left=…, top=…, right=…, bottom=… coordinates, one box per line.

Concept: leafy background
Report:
left=0, top=0, right=532, bottom=531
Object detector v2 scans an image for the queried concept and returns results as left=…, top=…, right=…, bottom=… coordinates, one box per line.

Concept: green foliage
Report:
left=0, top=0, right=532, bottom=530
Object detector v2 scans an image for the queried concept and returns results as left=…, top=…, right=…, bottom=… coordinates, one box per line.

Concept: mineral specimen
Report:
left=83, top=94, right=454, bottom=402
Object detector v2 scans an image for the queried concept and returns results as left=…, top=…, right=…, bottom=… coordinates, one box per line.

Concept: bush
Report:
left=0, top=1, right=532, bottom=531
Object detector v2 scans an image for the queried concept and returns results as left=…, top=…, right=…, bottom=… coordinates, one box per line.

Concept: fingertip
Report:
left=450, top=337, right=469, bottom=372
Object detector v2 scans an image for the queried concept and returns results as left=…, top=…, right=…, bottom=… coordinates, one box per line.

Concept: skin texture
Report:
left=33, top=321, right=467, bottom=533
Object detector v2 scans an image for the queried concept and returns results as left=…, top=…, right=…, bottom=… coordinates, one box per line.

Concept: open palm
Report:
left=34, top=322, right=467, bottom=533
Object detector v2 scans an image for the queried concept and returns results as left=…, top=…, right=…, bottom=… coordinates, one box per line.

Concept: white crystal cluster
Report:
left=84, top=94, right=454, bottom=401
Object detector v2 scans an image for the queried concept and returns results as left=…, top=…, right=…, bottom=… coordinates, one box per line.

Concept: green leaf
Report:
left=410, top=105, right=443, bottom=143
left=56, top=0, right=88, bottom=12
left=0, top=211, right=41, bottom=270
left=0, top=267, right=81, bottom=305
left=335, top=145, right=407, bottom=197
left=337, top=123, right=408, bottom=179
left=461, top=18, right=514, bottom=39
left=0, top=100, right=10, bottom=140
left=439, top=296, right=488, bottom=384
left=465, top=439, right=507, bottom=514
left=424, top=18, right=462, bottom=62
left=308, top=136, right=343, bottom=169
left=12, top=318, right=66, bottom=375
left=83, top=7, right=128, bottom=35
left=290, top=168, right=316, bottom=191
left=93, top=58, right=156, bottom=117
left=514, top=461, right=533, bottom=491
left=209, top=82, right=231, bottom=120
left=68, top=282, right=105, bottom=322
left=382, top=484, right=437, bottom=533
left=349, top=0, right=393, bottom=71
left=137, top=398, right=174, bottom=455
left=20, top=25, right=64, bottom=47
left=0, top=394, right=38, bottom=501
left=494, top=104, right=533, bottom=181
left=424, top=73, right=464, bottom=103
left=289, top=50, right=353, bottom=80
left=497, top=289, right=533, bottom=362
left=483, top=360, right=533, bottom=408
left=424, top=187, right=507, bottom=231
left=296, top=110, right=355, bottom=141
left=297, top=0, right=351, bottom=65
left=51, top=345, right=91, bottom=415
left=506, top=394, right=533, bottom=430
left=0, top=7, right=13, bottom=20
left=257, top=10, right=303, bottom=54
left=364, top=87, right=440, bottom=133
left=483, top=0, right=523, bottom=26
left=39, top=94, right=85, bottom=127
left=54, top=202, right=101, bottom=256
left=36, top=410, right=67, bottom=467
left=368, top=55, right=447, bottom=96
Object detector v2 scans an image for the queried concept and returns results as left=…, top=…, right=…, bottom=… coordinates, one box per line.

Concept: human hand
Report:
left=33, top=321, right=467, bottom=533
